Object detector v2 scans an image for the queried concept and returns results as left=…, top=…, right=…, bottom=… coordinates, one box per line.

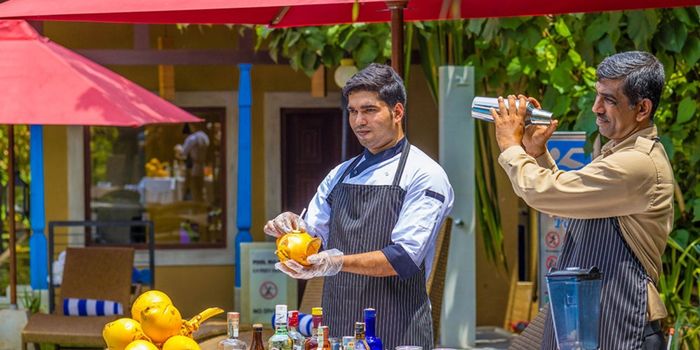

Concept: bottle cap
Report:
left=227, top=312, right=240, bottom=321
left=288, top=310, right=299, bottom=326
left=363, top=308, right=376, bottom=318
left=312, top=307, right=323, bottom=316
left=253, top=323, right=263, bottom=329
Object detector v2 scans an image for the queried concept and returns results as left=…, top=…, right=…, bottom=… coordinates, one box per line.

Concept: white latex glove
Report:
left=264, top=211, right=308, bottom=238
left=275, top=249, right=344, bottom=279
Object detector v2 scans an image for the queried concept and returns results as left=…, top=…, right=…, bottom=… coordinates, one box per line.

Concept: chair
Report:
left=22, top=247, right=134, bottom=349
left=427, top=217, right=453, bottom=344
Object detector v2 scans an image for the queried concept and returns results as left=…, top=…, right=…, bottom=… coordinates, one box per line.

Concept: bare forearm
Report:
left=341, top=251, right=397, bottom=277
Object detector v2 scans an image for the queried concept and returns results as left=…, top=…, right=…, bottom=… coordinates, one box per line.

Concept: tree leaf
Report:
left=672, top=7, right=693, bottom=25
left=626, top=10, right=658, bottom=49
left=500, top=17, right=523, bottom=30
left=682, top=36, right=700, bottom=67
left=658, top=20, right=688, bottom=53
left=554, top=17, right=571, bottom=38
left=584, top=15, right=608, bottom=43
left=465, top=18, right=484, bottom=35
left=568, top=49, right=582, bottom=67
left=693, top=199, right=700, bottom=222
left=355, top=39, right=379, bottom=66
left=506, top=57, right=522, bottom=76
left=677, top=96, right=696, bottom=124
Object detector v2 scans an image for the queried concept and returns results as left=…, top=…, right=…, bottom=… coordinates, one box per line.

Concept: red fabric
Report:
left=0, top=20, right=201, bottom=126
left=0, top=0, right=698, bottom=26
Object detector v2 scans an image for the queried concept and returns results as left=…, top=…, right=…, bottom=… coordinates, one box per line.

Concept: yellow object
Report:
left=140, top=302, right=183, bottom=345
left=163, top=335, right=201, bottom=350
left=103, top=318, right=148, bottom=350
left=124, top=340, right=159, bottom=350
left=131, top=290, right=173, bottom=323
left=180, top=307, right=225, bottom=337
left=276, top=230, right=322, bottom=266
left=311, top=307, right=323, bottom=316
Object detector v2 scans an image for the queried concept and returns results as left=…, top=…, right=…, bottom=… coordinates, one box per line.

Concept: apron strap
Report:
left=332, top=155, right=363, bottom=193
left=392, top=141, right=411, bottom=187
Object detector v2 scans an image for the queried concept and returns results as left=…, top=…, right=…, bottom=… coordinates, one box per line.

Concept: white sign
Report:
left=240, top=242, right=297, bottom=326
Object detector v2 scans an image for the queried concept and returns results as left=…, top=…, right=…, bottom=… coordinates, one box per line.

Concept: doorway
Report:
left=280, top=108, right=362, bottom=214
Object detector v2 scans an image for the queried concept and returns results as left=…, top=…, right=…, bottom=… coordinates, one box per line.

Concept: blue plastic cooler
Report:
left=546, top=267, right=602, bottom=350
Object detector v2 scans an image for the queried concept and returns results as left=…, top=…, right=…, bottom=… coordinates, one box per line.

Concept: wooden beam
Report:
left=74, top=49, right=280, bottom=65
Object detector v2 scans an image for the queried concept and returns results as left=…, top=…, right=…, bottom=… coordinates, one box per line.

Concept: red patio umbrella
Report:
left=0, top=0, right=697, bottom=25
left=0, top=19, right=201, bottom=305
left=0, top=0, right=697, bottom=78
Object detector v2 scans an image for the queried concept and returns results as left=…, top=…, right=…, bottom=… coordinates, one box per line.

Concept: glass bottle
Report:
left=218, top=312, right=248, bottom=350
left=352, top=322, right=371, bottom=350
left=317, top=326, right=332, bottom=350
left=304, top=307, right=323, bottom=350
left=269, top=305, right=293, bottom=350
left=288, top=310, right=305, bottom=350
left=341, top=336, right=355, bottom=350
left=252, top=323, right=266, bottom=350
left=363, top=308, right=383, bottom=350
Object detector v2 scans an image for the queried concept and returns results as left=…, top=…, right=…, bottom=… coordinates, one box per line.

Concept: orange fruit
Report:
left=275, top=230, right=322, bottom=266
left=131, top=290, right=173, bottom=323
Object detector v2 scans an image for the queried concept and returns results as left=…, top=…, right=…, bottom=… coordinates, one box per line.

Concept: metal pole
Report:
left=8, top=125, right=17, bottom=306
left=387, top=1, right=407, bottom=79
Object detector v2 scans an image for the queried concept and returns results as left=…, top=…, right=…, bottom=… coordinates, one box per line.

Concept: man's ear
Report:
left=636, top=98, right=653, bottom=123
left=393, top=103, right=405, bottom=123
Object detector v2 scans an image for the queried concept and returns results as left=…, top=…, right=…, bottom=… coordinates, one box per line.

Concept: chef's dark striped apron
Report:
left=322, top=141, right=433, bottom=350
left=510, top=217, right=648, bottom=349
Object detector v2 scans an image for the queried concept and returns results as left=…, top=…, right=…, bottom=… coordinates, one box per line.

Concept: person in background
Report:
left=175, top=123, right=209, bottom=202
left=495, top=51, right=673, bottom=349
left=264, top=63, right=454, bottom=350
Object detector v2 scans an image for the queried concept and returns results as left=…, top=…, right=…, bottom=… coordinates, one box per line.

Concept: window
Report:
left=85, top=107, right=226, bottom=248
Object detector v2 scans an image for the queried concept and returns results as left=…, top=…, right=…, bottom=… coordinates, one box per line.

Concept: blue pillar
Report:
left=30, top=125, right=48, bottom=290
left=235, top=64, right=253, bottom=293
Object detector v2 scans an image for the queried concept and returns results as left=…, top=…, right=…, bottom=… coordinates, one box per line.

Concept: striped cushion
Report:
left=62, top=298, right=124, bottom=316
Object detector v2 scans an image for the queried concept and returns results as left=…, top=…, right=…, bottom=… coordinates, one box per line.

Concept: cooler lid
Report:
left=546, top=266, right=601, bottom=280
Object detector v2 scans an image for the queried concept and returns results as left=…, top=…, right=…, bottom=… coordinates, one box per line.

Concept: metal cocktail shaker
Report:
left=471, top=96, right=554, bottom=125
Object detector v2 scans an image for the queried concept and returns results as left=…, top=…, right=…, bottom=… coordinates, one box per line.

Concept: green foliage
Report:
left=255, top=24, right=391, bottom=76
left=256, top=7, right=700, bottom=343
left=0, top=126, right=30, bottom=232
left=90, top=127, right=119, bottom=184
left=20, top=286, right=41, bottom=314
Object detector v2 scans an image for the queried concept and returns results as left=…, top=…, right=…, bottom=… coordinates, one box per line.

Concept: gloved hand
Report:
left=264, top=211, right=308, bottom=238
left=275, top=249, right=344, bottom=279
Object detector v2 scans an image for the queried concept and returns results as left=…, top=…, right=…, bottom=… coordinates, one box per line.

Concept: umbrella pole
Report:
left=8, top=125, right=17, bottom=306
left=388, top=1, right=407, bottom=79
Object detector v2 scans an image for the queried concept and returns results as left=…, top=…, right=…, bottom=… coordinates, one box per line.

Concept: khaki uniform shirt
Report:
left=498, top=125, right=674, bottom=320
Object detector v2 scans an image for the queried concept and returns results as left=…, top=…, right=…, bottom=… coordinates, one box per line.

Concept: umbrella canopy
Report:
left=0, top=20, right=201, bottom=126
left=0, top=0, right=698, bottom=26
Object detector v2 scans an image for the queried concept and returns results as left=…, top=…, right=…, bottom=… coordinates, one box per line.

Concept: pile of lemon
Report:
left=145, top=158, right=170, bottom=178
left=103, top=290, right=223, bottom=350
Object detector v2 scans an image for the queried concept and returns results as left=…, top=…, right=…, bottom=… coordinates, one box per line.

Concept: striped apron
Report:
left=322, top=141, right=433, bottom=350
left=511, top=218, right=648, bottom=349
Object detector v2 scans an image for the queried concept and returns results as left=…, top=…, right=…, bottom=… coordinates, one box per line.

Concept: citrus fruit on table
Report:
left=131, top=290, right=173, bottom=323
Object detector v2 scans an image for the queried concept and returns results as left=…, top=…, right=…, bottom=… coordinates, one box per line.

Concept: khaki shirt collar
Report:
left=601, top=125, right=658, bottom=157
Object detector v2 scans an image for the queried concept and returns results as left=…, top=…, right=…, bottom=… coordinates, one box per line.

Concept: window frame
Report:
left=81, top=92, right=237, bottom=266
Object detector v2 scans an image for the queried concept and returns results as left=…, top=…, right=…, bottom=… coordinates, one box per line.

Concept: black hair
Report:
left=341, top=63, right=406, bottom=110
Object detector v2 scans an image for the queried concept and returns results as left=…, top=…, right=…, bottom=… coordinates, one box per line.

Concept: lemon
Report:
left=276, top=230, right=322, bottom=266
left=131, top=290, right=173, bottom=323
left=140, top=301, right=183, bottom=345
left=103, top=318, right=146, bottom=350
left=124, top=340, right=159, bottom=350
left=163, top=335, right=201, bottom=350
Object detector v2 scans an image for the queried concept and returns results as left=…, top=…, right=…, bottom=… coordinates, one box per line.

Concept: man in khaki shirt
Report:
left=494, top=51, right=673, bottom=349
